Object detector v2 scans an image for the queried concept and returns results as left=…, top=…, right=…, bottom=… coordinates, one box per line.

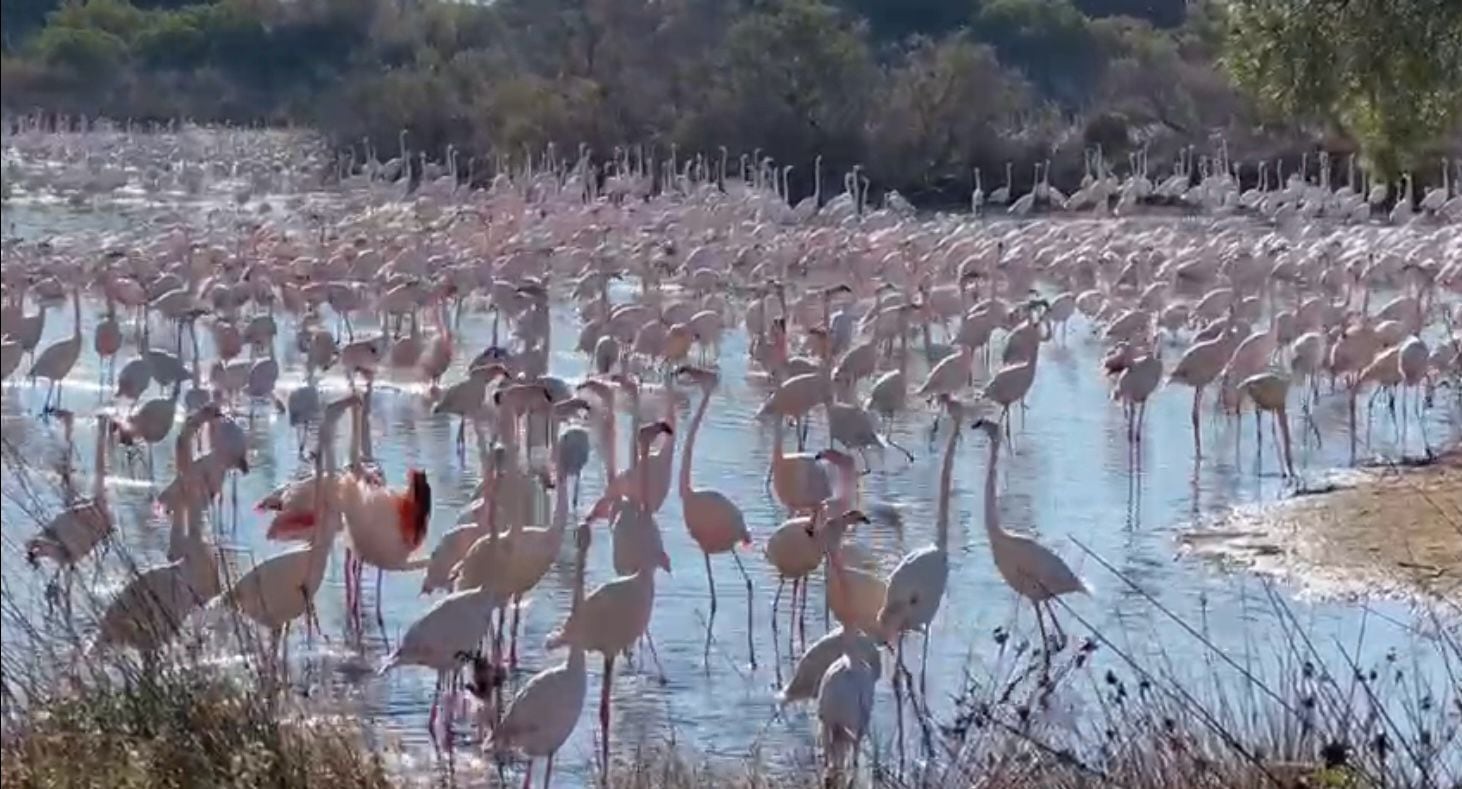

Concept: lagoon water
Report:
left=2, top=188, right=1457, bottom=783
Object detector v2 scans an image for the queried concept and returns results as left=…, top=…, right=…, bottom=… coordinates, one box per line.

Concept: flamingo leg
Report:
left=1034, top=602, right=1051, bottom=669
left=599, top=654, right=615, bottom=780
left=375, top=566, right=386, bottom=631
left=511, top=594, right=522, bottom=669
left=702, top=552, right=717, bottom=667
left=771, top=576, right=784, bottom=643
left=1277, top=409, right=1296, bottom=478
left=1255, top=408, right=1263, bottom=473
left=1191, top=385, right=1203, bottom=458
left=543, top=752, right=555, bottom=789
left=1046, top=601, right=1068, bottom=649
left=920, top=629, right=931, bottom=699
left=789, top=578, right=800, bottom=656
left=428, top=672, right=442, bottom=746
left=520, top=759, right=533, bottom=789
left=732, top=550, right=756, bottom=669
left=893, top=634, right=906, bottom=772
left=644, top=631, right=667, bottom=684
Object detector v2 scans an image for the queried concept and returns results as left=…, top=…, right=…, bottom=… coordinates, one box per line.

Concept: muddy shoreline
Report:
left=1183, top=452, right=1462, bottom=602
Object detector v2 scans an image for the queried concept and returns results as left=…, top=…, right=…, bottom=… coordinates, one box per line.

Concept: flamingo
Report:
left=487, top=521, right=592, bottom=789
left=338, top=385, right=433, bottom=621
left=213, top=393, right=358, bottom=661
left=1239, top=372, right=1296, bottom=477
left=821, top=510, right=885, bottom=640
left=379, top=585, right=501, bottom=742
left=601, top=421, right=674, bottom=577
left=544, top=486, right=662, bottom=778
left=768, top=404, right=832, bottom=514
left=817, top=605, right=877, bottom=781
left=27, top=414, right=115, bottom=601
left=778, top=624, right=881, bottom=705
left=878, top=397, right=964, bottom=691
left=1, top=336, right=23, bottom=381
left=1114, top=351, right=1163, bottom=444
left=94, top=300, right=123, bottom=386
left=675, top=365, right=754, bottom=666
left=1169, top=331, right=1237, bottom=457
left=115, top=331, right=154, bottom=402
left=91, top=404, right=225, bottom=655
left=28, top=287, right=82, bottom=412
left=972, top=418, right=1089, bottom=666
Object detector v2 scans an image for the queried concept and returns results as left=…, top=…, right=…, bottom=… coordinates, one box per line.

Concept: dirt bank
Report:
left=1181, top=453, right=1462, bottom=601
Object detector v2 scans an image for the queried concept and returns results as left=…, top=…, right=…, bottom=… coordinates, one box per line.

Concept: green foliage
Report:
left=133, top=12, right=207, bottom=69
left=1224, top=0, right=1462, bottom=178
left=865, top=35, right=1027, bottom=186
left=30, top=24, right=129, bottom=83
left=1073, top=0, right=1185, bottom=28
left=833, top=0, right=970, bottom=42
left=2, top=0, right=64, bottom=51
left=972, top=0, right=1105, bottom=105
left=717, top=0, right=874, bottom=162
left=48, top=0, right=150, bottom=42
left=9, top=0, right=1450, bottom=200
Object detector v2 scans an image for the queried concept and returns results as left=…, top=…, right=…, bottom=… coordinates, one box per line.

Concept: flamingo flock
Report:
left=2, top=124, right=1459, bottom=786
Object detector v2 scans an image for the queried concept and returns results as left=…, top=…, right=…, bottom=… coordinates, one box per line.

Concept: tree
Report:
left=712, top=0, right=874, bottom=166
left=31, top=25, right=128, bottom=84
left=1224, top=0, right=1462, bottom=179
left=832, top=0, right=970, bottom=42
left=3, top=0, right=63, bottom=51
left=865, top=35, right=1029, bottom=189
left=1074, top=0, right=1186, bottom=28
left=971, top=0, right=1105, bottom=106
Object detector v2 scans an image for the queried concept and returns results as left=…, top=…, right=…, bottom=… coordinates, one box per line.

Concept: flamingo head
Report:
left=970, top=418, right=1001, bottom=442
left=553, top=396, right=592, bottom=418
left=674, top=365, right=718, bottom=388
left=637, top=420, right=673, bottom=450
left=821, top=509, right=869, bottom=548
left=814, top=447, right=855, bottom=471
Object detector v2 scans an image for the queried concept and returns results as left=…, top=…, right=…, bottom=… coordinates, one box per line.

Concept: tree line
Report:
left=3, top=0, right=1458, bottom=203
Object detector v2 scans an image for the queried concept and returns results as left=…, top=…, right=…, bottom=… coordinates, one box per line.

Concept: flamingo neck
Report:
left=636, top=440, right=651, bottom=510
left=550, top=475, right=569, bottom=537
left=358, top=385, right=374, bottom=461
left=771, top=408, right=785, bottom=465
left=624, top=392, right=642, bottom=473
left=680, top=383, right=712, bottom=496
left=829, top=462, right=858, bottom=514
left=601, top=396, right=617, bottom=480
left=347, top=399, right=363, bottom=467
left=92, top=421, right=108, bottom=501
left=983, top=435, right=1004, bottom=542
left=935, top=414, right=961, bottom=552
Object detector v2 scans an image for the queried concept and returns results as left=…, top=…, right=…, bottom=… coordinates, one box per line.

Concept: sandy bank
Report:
left=1182, top=453, right=1462, bottom=601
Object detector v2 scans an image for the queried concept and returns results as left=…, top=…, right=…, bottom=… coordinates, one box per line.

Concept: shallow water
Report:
left=2, top=195, right=1458, bottom=783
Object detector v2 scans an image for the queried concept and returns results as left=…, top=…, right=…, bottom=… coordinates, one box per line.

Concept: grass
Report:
left=0, top=666, right=391, bottom=789
left=0, top=431, right=391, bottom=789
left=596, top=608, right=1459, bottom=788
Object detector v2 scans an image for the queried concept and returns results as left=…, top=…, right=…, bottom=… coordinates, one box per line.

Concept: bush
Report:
left=0, top=668, right=392, bottom=788
left=30, top=25, right=129, bottom=83
left=972, top=0, right=1105, bottom=107
left=133, top=13, right=206, bottom=70
left=865, top=35, right=1029, bottom=194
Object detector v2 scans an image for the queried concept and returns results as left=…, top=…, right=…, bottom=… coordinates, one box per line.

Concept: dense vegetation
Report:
left=3, top=0, right=1459, bottom=202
